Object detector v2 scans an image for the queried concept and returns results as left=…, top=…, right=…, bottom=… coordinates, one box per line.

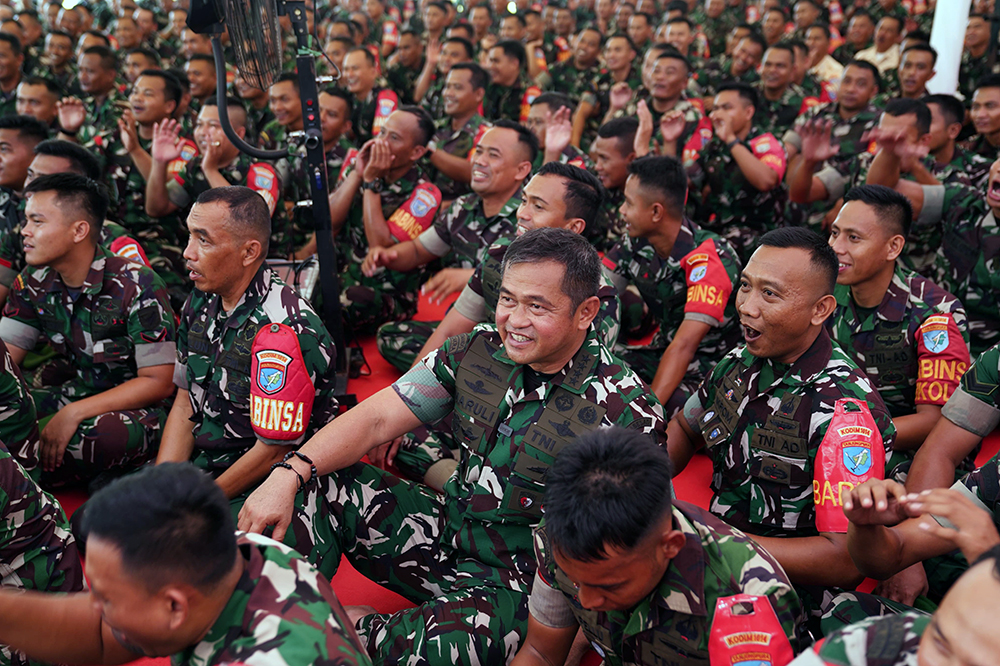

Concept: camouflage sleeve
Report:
left=599, top=239, right=635, bottom=295
left=391, top=336, right=464, bottom=424
left=941, top=344, right=1000, bottom=437
left=453, top=274, right=488, bottom=322
left=126, top=270, right=177, bottom=368
left=526, top=570, right=577, bottom=628
left=166, top=159, right=194, bottom=209
left=0, top=274, right=42, bottom=351
left=417, top=199, right=459, bottom=257
left=914, top=313, right=970, bottom=407
left=173, top=294, right=194, bottom=390
left=802, top=612, right=931, bottom=666
left=956, top=449, right=999, bottom=514
left=682, top=353, right=732, bottom=434
left=607, top=370, right=668, bottom=446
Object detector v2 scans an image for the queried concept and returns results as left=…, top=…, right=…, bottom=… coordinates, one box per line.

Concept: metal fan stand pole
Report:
left=209, top=15, right=355, bottom=406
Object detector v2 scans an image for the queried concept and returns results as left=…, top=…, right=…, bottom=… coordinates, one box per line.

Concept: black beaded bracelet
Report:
left=284, top=450, right=318, bottom=486
left=270, top=461, right=305, bottom=490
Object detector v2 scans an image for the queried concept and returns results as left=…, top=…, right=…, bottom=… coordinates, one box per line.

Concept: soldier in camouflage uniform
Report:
left=591, top=117, right=638, bottom=253
left=0, top=175, right=176, bottom=485
left=788, top=612, right=930, bottom=666
left=371, top=122, right=535, bottom=371
left=515, top=428, right=803, bottom=666
left=0, top=440, right=84, bottom=666
left=344, top=47, right=400, bottom=146
left=0, top=115, right=49, bottom=303
left=389, top=164, right=620, bottom=486
left=146, top=97, right=296, bottom=261
left=667, top=228, right=898, bottom=631
left=755, top=45, right=817, bottom=139
left=329, top=106, right=443, bottom=332
left=425, top=63, right=490, bottom=204
left=0, top=463, right=371, bottom=666
left=534, top=27, right=602, bottom=102
left=238, top=228, right=666, bottom=666
left=690, top=34, right=765, bottom=103
left=962, top=76, right=1000, bottom=160
left=157, top=188, right=338, bottom=508
left=484, top=40, right=542, bottom=124
left=604, top=156, right=741, bottom=417
left=258, top=73, right=303, bottom=152
left=526, top=94, right=595, bottom=177
left=683, top=82, right=788, bottom=261
left=385, top=29, right=425, bottom=105
left=959, top=16, right=997, bottom=104
left=417, top=37, right=475, bottom=121
left=925, top=94, right=992, bottom=188
left=572, top=35, right=641, bottom=152
left=0, top=338, right=40, bottom=480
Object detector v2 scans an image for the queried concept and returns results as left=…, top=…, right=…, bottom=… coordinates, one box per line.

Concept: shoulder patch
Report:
left=387, top=182, right=443, bottom=242
left=247, top=163, right=280, bottom=216
left=682, top=238, right=732, bottom=323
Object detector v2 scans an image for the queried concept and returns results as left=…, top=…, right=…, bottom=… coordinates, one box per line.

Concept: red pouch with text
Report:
left=813, top=398, right=885, bottom=533
left=250, top=323, right=315, bottom=442
left=709, top=594, right=794, bottom=666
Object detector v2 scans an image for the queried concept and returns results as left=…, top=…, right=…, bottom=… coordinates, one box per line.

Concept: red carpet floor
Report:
left=51, top=292, right=1000, bottom=665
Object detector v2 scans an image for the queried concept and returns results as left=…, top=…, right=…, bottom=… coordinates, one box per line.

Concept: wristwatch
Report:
left=362, top=178, right=384, bottom=193
left=726, top=138, right=740, bottom=150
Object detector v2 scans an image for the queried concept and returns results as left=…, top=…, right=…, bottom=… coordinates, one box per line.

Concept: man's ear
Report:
left=163, top=587, right=191, bottom=632
left=658, top=526, right=686, bottom=560
left=242, top=238, right=263, bottom=266
left=575, top=295, right=600, bottom=330
left=515, top=160, right=533, bottom=181
left=946, top=121, right=962, bottom=141
left=410, top=143, right=429, bottom=163
left=886, top=233, right=905, bottom=261
left=811, top=292, right=838, bottom=325
left=564, top=217, right=586, bottom=235
left=72, top=219, right=92, bottom=244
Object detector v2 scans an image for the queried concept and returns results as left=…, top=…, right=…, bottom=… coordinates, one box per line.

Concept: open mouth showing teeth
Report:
left=508, top=332, right=531, bottom=342
left=743, top=324, right=761, bottom=341
left=990, top=180, right=1000, bottom=199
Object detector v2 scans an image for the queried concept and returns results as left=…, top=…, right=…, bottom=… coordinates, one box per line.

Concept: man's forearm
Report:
left=328, top=171, right=362, bottom=234
left=128, top=146, right=153, bottom=181
left=891, top=405, right=941, bottom=452
left=846, top=523, right=908, bottom=579
left=202, top=167, right=231, bottom=190
left=362, top=189, right=394, bottom=248
left=157, top=388, right=196, bottom=464
left=666, top=415, right=700, bottom=473
left=752, top=533, right=864, bottom=587
left=732, top=144, right=779, bottom=191
left=905, top=418, right=982, bottom=492
left=787, top=156, right=821, bottom=203
left=865, top=149, right=902, bottom=187
left=64, top=372, right=174, bottom=423
left=145, top=159, right=176, bottom=217
left=651, top=338, right=698, bottom=408
left=570, top=102, right=593, bottom=148
left=215, top=440, right=295, bottom=499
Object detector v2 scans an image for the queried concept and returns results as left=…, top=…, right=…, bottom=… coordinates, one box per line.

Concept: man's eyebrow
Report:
left=526, top=194, right=550, bottom=206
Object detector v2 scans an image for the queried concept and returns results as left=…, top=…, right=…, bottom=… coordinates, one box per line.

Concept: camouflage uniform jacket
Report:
left=596, top=187, right=625, bottom=253
left=392, top=325, right=666, bottom=589
left=430, top=113, right=489, bottom=201
left=828, top=266, right=971, bottom=417
left=170, top=531, right=372, bottom=666
left=352, top=86, right=400, bottom=145
left=682, top=328, right=897, bottom=537
left=602, top=218, right=742, bottom=378
left=789, top=612, right=928, bottom=666
left=529, top=501, right=802, bottom=664
left=923, top=184, right=1000, bottom=355
left=417, top=189, right=521, bottom=269
left=175, top=264, right=337, bottom=471
left=536, top=59, right=602, bottom=101
left=928, top=145, right=991, bottom=189
left=0, top=338, right=40, bottom=479
left=753, top=82, right=817, bottom=139
left=691, top=57, right=761, bottom=99
left=167, top=152, right=296, bottom=259
left=784, top=102, right=881, bottom=164
left=959, top=49, right=999, bottom=105
left=455, top=235, right=622, bottom=347
left=0, top=245, right=176, bottom=400
left=484, top=75, right=541, bottom=124
left=77, top=88, right=130, bottom=175
left=581, top=66, right=643, bottom=121
left=245, top=102, right=276, bottom=145
left=385, top=57, right=425, bottom=105
left=959, top=133, right=999, bottom=161
left=420, top=74, right=447, bottom=120
left=832, top=42, right=861, bottom=65
left=953, top=418, right=1000, bottom=523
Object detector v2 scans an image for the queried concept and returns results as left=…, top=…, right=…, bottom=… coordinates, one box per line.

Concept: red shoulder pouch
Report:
left=813, top=398, right=885, bottom=533
left=250, top=323, right=315, bottom=441
left=709, top=594, right=794, bottom=666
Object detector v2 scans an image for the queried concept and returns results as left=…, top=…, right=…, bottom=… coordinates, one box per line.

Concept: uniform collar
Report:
left=739, top=327, right=835, bottom=395
left=834, top=265, right=910, bottom=330
left=669, top=218, right=700, bottom=260
left=491, top=324, right=603, bottom=396
left=477, top=186, right=523, bottom=222
left=44, top=244, right=110, bottom=296
left=206, top=263, right=271, bottom=331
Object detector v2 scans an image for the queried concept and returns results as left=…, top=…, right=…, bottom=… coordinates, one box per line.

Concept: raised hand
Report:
left=608, top=81, right=634, bottom=111
left=151, top=119, right=184, bottom=163
left=118, top=109, right=140, bottom=153
left=634, top=99, right=654, bottom=157
left=56, top=97, right=87, bottom=134
left=544, top=105, right=573, bottom=156
left=362, top=245, right=398, bottom=277
left=799, top=118, right=840, bottom=162
left=842, top=477, right=910, bottom=526
left=659, top=109, right=687, bottom=143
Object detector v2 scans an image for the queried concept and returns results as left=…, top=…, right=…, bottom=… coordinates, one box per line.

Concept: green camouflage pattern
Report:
left=927, top=146, right=991, bottom=189
left=753, top=82, right=814, bottom=139
left=691, top=56, right=762, bottom=100
left=176, top=264, right=338, bottom=475
left=603, top=218, right=741, bottom=414
left=682, top=328, right=897, bottom=537
left=336, top=160, right=439, bottom=332
left=789, top=612, right=929, bottom=666
left=352, top=86, right=398, bottom=145
left=0, top=246, right=176, bottom=481
left=0, top=339, right=40, bottom=481
left=76, top=89, right=130, bottom=177
left=537, top=59, right=601, bottom=101
left=484, top=74, right=540, bottom=124
left=595, top=187, right=625, bottom=253
left=170, top=531, right=372, bottom=666
left=530, top=501, right=804, bottom=663
left=959, top=133, right=998, bottom=161
left=285, top=326, right=665, bottom=665
left=376, top=189, right=522, bottom=372
left=420, top=75, right=446, bottom=120
left=429, top=113, right=488, bottom=201
left=959, top=50, right=999, bottom=106
left=578, top=66, right=643, bottom=151
left=385, top=58, right=425, bottom=105
left=686, top=127, right=787, bottom=260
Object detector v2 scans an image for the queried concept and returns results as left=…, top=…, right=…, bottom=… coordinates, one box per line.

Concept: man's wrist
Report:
left=60, top=125, right=80, bottom=136
left=725, top=138, right=740, bottom=150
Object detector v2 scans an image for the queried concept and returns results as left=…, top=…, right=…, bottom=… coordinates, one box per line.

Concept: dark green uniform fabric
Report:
left=0, top=338, right=40, bottom=481
left=787, top=612, right=929, bottom=666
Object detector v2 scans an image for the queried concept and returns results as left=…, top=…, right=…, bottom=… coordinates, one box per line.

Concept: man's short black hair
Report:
left=606, top=32, right=639, bottom=53
left=81, top=30, right=112, bottom=48
left=666, top=0, right=690, bottom=15
left=597, top=116, right=638, bottom=157
left=843, top=184, right=912, bottom=238
left=167, top=66, right=190, bottom=93
left=443, top=36, right=475, bottom=59
left=501, top=227, right=601, bottom=310
left=428, top=0, right=451, bottom=14
left=24, top=172, right=108, bottom=234
left=628, top=155, right=687, bottom=217
left=544, top=427, right=673, bottom=562
left=449, top=61, right=489, bottom=91
left=884, top=97, right=931, bottom=135
left=34, top=139, right=102, bottom=180
left=202, top=94, right=247, bottom=130
left=632, top=10, right=654, bottom=25
left=127, top=46, right=161, bottom=66
left=137, top=69, right=182, bottom=106
left=535, top=161, right=605, bottom=235
left=522, top=8, right=540, bottom=20
left=765, top=42, right=795, bottom=61
left=501, top=11, right=526, bottom=27
left=0, top=114, right=50, bottom=144
left=188, top=52, right=216, bottom=67
left=850, top=9, right=874, bottom=23
left=806, top=21, right=831, bottom=39
left=902, top=41, right=937, bottom=66
left=532, top=91, right=576, bottom=115
left=490, top=118, right=539, bottom=164
left=845, top=59, right=882, bottom=92
left=764, top=6, right=787, bottom=19
left=400, top=26, right=421, bottom=39
left=47, top=29, right=72, bottom=42
left=330, top=18, right=357, bottom=38
left=273, top=70, right=299, bottom=89
left=82, top=44, right=116, bottom=70
left=925, top=93, right=965, bottom=128
left=346, top=45, right=377, bottom=66
left=655, top=50, right=691, bottom=73
left=758, top=226, right=839, bottom=296
left=740, top=30, right=768, bottom=54
left=320, top=85, right=354, bottom=116
left=785, top=37, right=807, bottom=57
left=196, top=185, right=271, bottom=253
left=666, top=16, right=693, bottom=29
left=0, top=32, right=21, bottom=56
left=904, top=29, right=931, bottom=44
left=19, top=75, right=61, bottom=96
left=398, top=104, right=435, bottom=146
left=716, top=80, right=758, bottom=111
left=977, top=73, right=1000, bottom=94
left=493, top=38, right=527, bottom=67
left=470, top=3, right=493, bottom=18
left=879, top=15, right=903, bottom=32
left=972, top=543, right=1000, bottom=581
left=82, top=463, right=237, bottom=593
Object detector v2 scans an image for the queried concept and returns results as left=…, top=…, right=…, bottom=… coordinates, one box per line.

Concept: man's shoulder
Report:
left=815, top=611, right=929, bottom=666
left=901, top=270, right=965, bottom=318
left=103, top=253, right=167, bottom=293
left=257, top=273, right=329, bottom=339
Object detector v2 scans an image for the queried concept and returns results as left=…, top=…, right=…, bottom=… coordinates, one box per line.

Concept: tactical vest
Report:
left=480, top=249, right=505, bottom=318
left=856, top=317, right=914, bottom=388
left=451, top=333, right=608, bottom=521
left=699, top=364, right=812, bottom=489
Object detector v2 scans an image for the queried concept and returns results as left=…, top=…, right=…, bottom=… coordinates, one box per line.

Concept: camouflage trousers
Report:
left=805, top=586, right=922, bottom=637
left=613, top=346, right=703, bottom=418
left=31, top=386, right=166, bottom=486
left=376, top=319, right=439, bottom=372
left=286, top=462, right=530, bottom=666
left=339, top=266, right=420, bottom=335
left=392, top=423, right=457, bottom=483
